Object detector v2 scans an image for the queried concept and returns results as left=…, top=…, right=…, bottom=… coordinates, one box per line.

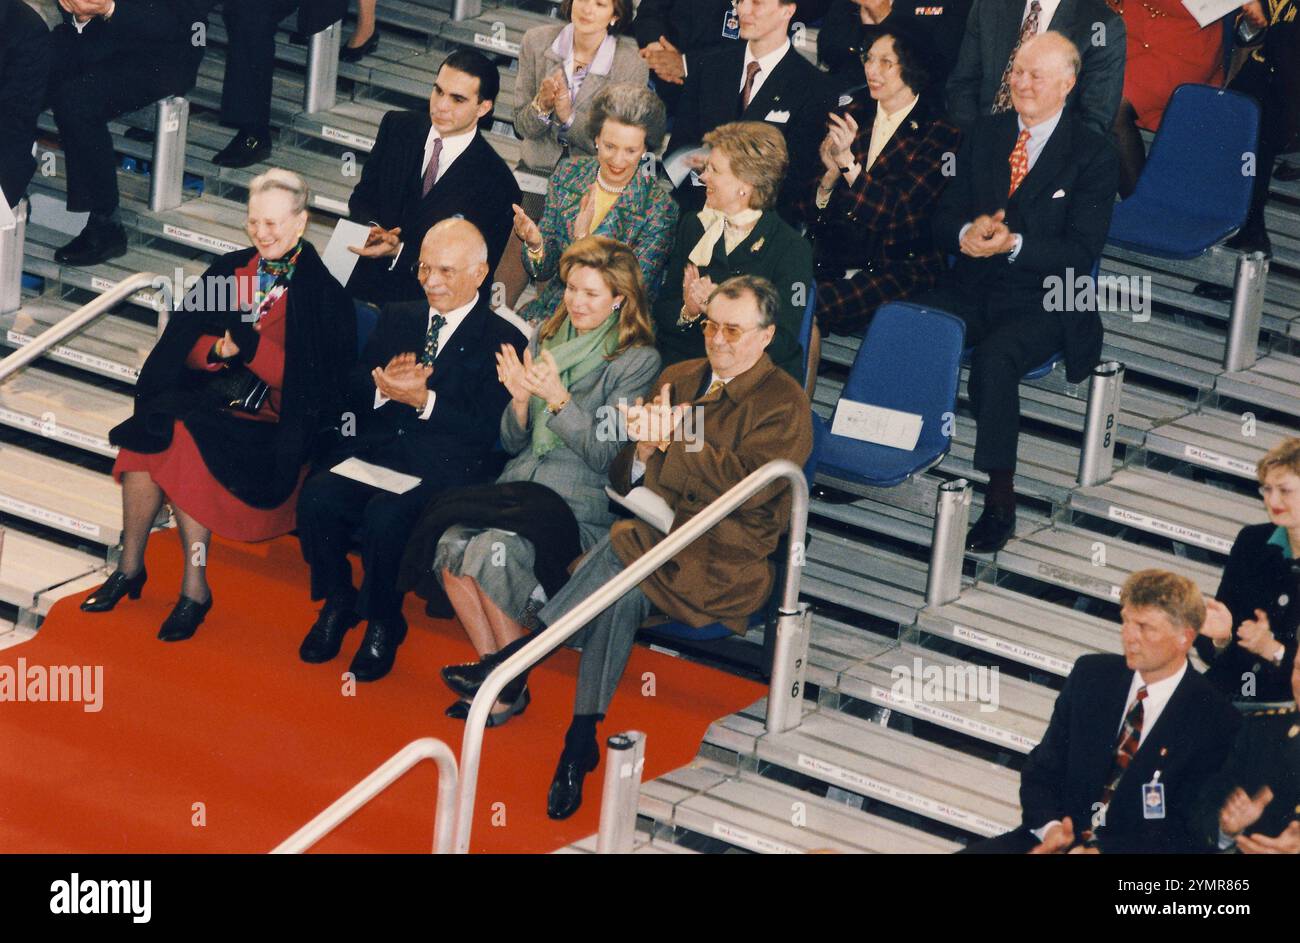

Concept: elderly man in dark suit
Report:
left=923, top=31, right=1117, bottom=553
left=966, top=570, right=1241, bottom=854
left=946, top=0, right=1124, bottom=137
left=0, top=0, right=51, bottom=210
left=666, top=0, right=835, bottom=224
left=212, top=0, right=345, bottom=168
left=345, top=49, right=521, bottom=309
left=1193, top=651, right=1300, bottom=854
left=46, top=0, right=214, bottom=266
left=441, top=274, right=814, bottom=820
left=295, top=218, right=526, bottom=683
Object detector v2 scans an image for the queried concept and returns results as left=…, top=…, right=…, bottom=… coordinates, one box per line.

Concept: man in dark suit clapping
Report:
left=967, top=570, right=1241, bottom=854
left=295, top=218, right=526, bottom=682
left=0, top=0, right=51, bottom=211
left=345, top=49, right=522, bottom=309
left=923, top=31, right=1117, bottom=553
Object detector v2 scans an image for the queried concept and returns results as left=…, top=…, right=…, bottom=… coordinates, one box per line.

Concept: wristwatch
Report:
left=1270, top=644, right=1287, bottom=667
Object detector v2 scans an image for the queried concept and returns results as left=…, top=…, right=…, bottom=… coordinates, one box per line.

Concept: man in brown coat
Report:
left=440, top=274, right=813, bottom=820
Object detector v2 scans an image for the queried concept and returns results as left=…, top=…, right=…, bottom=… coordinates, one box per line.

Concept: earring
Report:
left=611, top=301, right=622, bottom=313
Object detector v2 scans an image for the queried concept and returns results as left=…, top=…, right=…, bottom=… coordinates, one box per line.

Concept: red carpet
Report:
left=0, top=535, right=762, bottom=853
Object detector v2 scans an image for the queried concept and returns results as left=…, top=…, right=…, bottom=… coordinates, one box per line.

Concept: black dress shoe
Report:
left=54, top=223, right=127, bottom=267
left=339, top=28, right=379, bottom=62
left=445, top=699, right=470, bottom=720
left=299, top=599, right=360, bottom=663
left=348, top=620, right=407, bottom=682
left=1192, top=281, right=1233, bottom=302
left=547, top=744, right=600, bottom=820
left=441, top=651, right=504, bottom=699
left=157, top=594, right=213, bottom=642
left=212, top=130, right=272, bottom=169
left=80, top=569, right=146, bottom=612
left=966, top=505, right=1017, bottom=555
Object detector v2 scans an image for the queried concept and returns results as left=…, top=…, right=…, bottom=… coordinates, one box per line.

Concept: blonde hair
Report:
left=703, top=122, right=789, bottom=210
left=1120, top=570, right=1206, bottom=633
left=539, top=236, right=655, bottom=358
left=1257, top=437, right=1300, bottom=484
left=248, top=167, right=310, bottom=214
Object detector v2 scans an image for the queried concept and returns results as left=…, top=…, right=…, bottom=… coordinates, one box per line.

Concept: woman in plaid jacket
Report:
left=800, top=26, right=960, bottom=337
left=514, top=84, right=679, bottom=323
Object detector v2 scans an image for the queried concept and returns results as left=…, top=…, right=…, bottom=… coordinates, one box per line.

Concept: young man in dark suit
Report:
left=345, top=49, right=522, bottom=308
left=295, top=218, right=526, bottom=682
left=945, top=0, right=1124, bottom=137
left=0, top=0, right=51, bottom=210
left=924, top=31, right=1117, bottom=553
left=46, top=0, right=215, bottom=266
left=968, top=570, right=1241, bottom=854
left=666, top=0, right=835, bottom=224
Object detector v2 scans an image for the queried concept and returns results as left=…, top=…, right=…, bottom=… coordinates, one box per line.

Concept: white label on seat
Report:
left=831, top=400, right=923, bottom=451
left=162, top=225, right=243, bottom=255
left=868, top=684, right=1039, bottom=751
left=0, top=408, right=113, bottom=453
left=313, top=196, right=351, bottom=215
left=320, top=126, right=376, bottom=151
left=1105, top=506, right=1233, bottom=553
left=473, top=33, right=520, bottom=56
left=951, top=624, right=1073, bottom=675
left=710, top=822, right=800, bottom=855
left=796, top=753, right=1005, bottom=835
left=88, top=276, right=161, bottom=310
left=0, top=494, right=101, bottom=538
left=5, top=332, right=138, bottom=381
left=1182, top=444, right=1255, bottom=477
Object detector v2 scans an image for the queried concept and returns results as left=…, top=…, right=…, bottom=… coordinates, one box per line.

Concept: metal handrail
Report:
left=451, top=458, right=810, bottom=854
left=272, top=737, right=459, bottom=854
left=0, top=271, right=159, bottom=385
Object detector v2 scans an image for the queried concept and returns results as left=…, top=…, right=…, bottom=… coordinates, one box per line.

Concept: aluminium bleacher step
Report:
left=916, top=583, right=1121, bottom=677
left=643, top=758, right=960, bottom=853
left=0, top=366, right=131, bottom=458
left=1215, top=352, right=1300, bottom=421
left=439, top=5, right=560, bottom=58
left=0, top=530, right=104, bottom=615
left=802, top=527, right=931, bottom=628
left=556, top=833, right=699, bottom=854
left=1142, top=406, right=1296, bottom=482
left=937, top=415, right=1099, bottom=508
left=1071, top=466, right=1266, bottom=556
left=1099, top=310, right=1229, bottom=391
left=744, top=614, right=896, bottom=692
left=838, top=643, right=1057, bottom=754
left=994, top=520, right=1223, bottom=603
left=0, top=443, right=122, bottom=546
left=0, top=296, right=153, bottom=384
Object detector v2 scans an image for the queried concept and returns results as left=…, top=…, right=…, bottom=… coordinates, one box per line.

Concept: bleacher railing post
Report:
left=0, top=197, right=25, bottom=315
left=1077, top=361, right=1124, bottom=488
left=149, top=98, right=188, bottom=214
left=595, top=731, right=645, bottom=854
left=765, top=603, right=812, bottom=734
left=452, top=0, right=483, bottom=19
left=925, top=478, right=970, bottom=607
left=1222, top=251, right=1269, bottom=373
left=305, top=22, right=341, bottom=114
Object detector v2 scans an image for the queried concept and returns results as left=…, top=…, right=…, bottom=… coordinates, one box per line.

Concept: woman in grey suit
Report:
left=433, top=236, right=660, bottom=724
left=514, top=0, right=649, bottom=175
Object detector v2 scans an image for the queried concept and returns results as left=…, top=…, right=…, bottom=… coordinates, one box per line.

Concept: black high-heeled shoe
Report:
left=157, top=594, right=213, bottom=642
left=339, top=27, right=379, bottom=63
left=546, top=742, right=600, bottom=820
left=81, top=569, right=147, bottom=612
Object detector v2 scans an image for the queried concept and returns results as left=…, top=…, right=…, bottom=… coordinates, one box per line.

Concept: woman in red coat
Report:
left=1112, top=0, right=1228, bottom=195
left=82, top=169, right=356, bottom=641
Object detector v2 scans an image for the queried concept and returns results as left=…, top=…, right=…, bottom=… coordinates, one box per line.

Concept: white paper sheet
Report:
left=606, top=485, right=675, bottom=533
left=321, top=219, right=374, bottom=287
left=663, top=146, right=709, bottom=188
left=330, top=457, right=423, bottom=494
left=1181, top=0, right=1244, bottom=28
left=831, top=400, right=924, bottom=451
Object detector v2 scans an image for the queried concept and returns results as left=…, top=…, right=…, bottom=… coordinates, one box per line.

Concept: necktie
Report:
left=1008, top=129, right=1031, bottom=197
left=1085, top=686, right=1148, bottom=841
left=706, top=380, right=724, bottom=397
left=992, top=0, right=1042, bottom=113
left=740, top=60, right=762, bottom=111
left=420, top=136, right=444, bottom=198
left=421, top=312, right=447, bottom=366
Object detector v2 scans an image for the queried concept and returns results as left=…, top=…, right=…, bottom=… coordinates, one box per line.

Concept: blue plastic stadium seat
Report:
left=355, top=301, right=379, bottom=350
left=817, top=302, right=965, bottom=488
left=798, top=282, right=817, bottom=388
left=1107, top=83, right=1259, bottom=260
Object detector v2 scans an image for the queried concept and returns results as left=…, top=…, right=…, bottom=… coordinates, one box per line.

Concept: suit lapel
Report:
left=741, top=48, right=795, bottom=121
left=1011, top=114, right=1073, bottom=208
left=593, top=169, right=651, bottom=240
left=421, top=131, right=483, bottom=204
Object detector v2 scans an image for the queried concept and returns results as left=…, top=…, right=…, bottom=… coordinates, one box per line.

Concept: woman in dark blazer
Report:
left=652, top=121, right=812, bottom=383
left=800, top=26, right=960, bottom=337
left=401, top=237, right=660, bottom=725
left=1197, top=438, right=1300, bottom=704
left=83, top=169, right=356, bottom=641
left=513, top=84, right=678, bottom=323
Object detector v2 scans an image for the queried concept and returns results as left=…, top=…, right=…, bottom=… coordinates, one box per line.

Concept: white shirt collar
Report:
left=428, top=297, right=478, bottom=352
left=1018, top=106, right=1064, bottom=144
left=421, top=126, right=478, bottom=181
left=1121, top=660, right=1188, bottom=749
left=741, top=38, right=791, bottom=93
left=1023, top=0, right=1063, bottom=30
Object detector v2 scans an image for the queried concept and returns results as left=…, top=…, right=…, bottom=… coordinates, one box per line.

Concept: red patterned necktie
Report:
left=1008, top=129, right=1031, bottom=197
left=993, top=0, right=1042, bottom=113
left=740, top=60, right=762, bottom=111
left=420, top=136, right=444, bottom=198
left=1084, top=686, right=1148, bottom=842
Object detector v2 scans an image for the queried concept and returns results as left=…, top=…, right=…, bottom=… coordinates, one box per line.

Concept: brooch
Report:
left=751, top=237, right=765, bottom=253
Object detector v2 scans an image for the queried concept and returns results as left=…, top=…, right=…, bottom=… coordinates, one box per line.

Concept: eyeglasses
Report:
left=417, top=262, right=468, bottom=280
left=702, top=319, right=763, bottom=344
left=862, top=55, right=900, bottom=70
left=1259, top=485, right=1300, bottom=499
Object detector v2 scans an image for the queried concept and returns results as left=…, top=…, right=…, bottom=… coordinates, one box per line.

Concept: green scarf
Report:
left=529, top=312, right=619, bottom=457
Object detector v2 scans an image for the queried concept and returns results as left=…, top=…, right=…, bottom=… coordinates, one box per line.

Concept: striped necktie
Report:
left=421, top=312, right=447, bottom=366
left=421, top=137, right=444, bottom=198
left=993, top=0, right=1042, bottom=113
left=740, top=60, right=762, bottom=111
left=1084, top=686, right=1148, bottom=842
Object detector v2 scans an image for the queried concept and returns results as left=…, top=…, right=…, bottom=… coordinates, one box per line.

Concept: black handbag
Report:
left=204, top=365, right=269, bottom=414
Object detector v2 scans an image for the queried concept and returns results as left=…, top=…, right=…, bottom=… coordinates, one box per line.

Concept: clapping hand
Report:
left=59, top=0, right=113, bottom=21
left=512, top=204, right=543, bottom=254
left=619, top=384, right=686, bottom=460
left=496, top=344, right=532, bottom=404
left=535, top=69, right=563, bottom=114
left=521, top=348, right=568, bottom=405
left=1237, top=609, right=1281, bottom=659
left=1200, top=598, right=1234, bottom=649
left=682, top=264, right=715, bottom=319
left=641, top=36, right=686, bottom=85
left=959, top=210, right=1017, bottom=257
left=1236, top=820, right=1300, bottom=854
left=349, top=224, right=402, bottom=258
left=372, top=352, right=432, bottom=409
left=825, top=112, right=858, bottom=170
left=1028, top=817, right=1077, bottom=854
left=1220, top=785, right=1273, bottom=838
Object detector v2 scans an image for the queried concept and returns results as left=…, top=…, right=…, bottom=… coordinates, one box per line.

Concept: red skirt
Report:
left=113, top=420, right=305, bottom=542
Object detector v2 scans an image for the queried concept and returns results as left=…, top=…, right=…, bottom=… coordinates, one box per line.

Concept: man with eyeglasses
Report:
left=295, top=218, right=526, bottom=682
left=439, top=274, right=813, bottom=820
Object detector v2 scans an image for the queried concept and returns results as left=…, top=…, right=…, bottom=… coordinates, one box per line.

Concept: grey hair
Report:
left=425, top=217, right=489, bottom=263
left=590, top=84, right=668, bottom=153
left=1023, top=31, right=1082, bottom=79
left=709, top=275, right=780, bottom=328
left=248, top=167, right=310, bottom=214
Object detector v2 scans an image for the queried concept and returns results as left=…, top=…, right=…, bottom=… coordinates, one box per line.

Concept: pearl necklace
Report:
left=595, top=172, right=629, bottom=194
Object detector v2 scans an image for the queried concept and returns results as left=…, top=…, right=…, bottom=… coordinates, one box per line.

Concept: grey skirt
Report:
left=433, top=524, right=540, bottom=624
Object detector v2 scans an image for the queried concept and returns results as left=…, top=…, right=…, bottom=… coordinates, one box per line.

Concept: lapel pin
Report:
left=751, top=237, right=765, bottom=253
left=1159, top=747, right=1168, bottom=757
left=1289, top=724, right=1298, bottom=739
left=909, top=120, right=919, bottom=130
